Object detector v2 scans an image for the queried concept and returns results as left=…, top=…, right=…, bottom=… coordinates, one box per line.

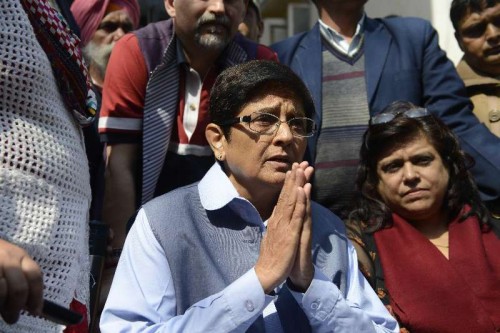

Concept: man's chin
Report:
left=197, top=34, right=230, bottom=51
left=476, top=58, right=500, bottom=76
left=83, top=41, right=114, bottom=75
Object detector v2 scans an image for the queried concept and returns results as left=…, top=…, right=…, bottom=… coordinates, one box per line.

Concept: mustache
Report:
left=197, top=13, right=231, bottom=29
left=484, top=46, right=500, bottom=56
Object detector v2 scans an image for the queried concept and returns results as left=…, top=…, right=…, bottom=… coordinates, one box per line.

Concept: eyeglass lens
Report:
left=248, top=112, right=315, bottom=137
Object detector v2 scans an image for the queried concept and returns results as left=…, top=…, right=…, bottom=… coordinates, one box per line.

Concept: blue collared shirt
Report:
left=100, top=163, right=399, bottom=332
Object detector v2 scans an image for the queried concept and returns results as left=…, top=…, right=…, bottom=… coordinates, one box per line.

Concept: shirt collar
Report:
left=198, top=162, right=241, bottom=210
left=198, top=163, right=265, bottom=228
left=175, top=38, right=188, bottom=66
left=318, top=13, right=366, bottom=57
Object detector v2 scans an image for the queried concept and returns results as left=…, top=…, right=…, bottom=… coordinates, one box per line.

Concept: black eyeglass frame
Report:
left=218, top=111, right=317, bottom=138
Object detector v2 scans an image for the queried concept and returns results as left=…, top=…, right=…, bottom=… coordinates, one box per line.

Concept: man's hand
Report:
left=254, top=163, right=311, bottom=294
left=0, top=239, right=43, bottom=324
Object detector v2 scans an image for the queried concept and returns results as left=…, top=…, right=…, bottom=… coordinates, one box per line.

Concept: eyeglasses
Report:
left=219, top=111, right=317, bottom=138
left=370, top=107, right=429, bottom=125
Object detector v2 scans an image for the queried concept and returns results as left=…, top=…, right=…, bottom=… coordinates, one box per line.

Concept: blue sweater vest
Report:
left=143, top=183, right=350, bottom=332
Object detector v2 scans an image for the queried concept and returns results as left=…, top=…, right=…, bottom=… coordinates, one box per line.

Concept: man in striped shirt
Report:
left=98, top=0, right=276, bottom=256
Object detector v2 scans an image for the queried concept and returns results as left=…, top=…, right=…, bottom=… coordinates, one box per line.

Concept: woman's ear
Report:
left=206, top=123, right=226, bottom=161
left=164, top=0, right=176, bottom=17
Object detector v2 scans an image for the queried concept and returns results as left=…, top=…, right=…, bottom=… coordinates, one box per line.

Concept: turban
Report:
left=71, top=0, right=140, bottom=46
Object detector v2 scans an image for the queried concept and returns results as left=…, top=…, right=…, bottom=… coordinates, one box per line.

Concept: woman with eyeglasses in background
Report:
left=347, top=101, right=500, bottom=333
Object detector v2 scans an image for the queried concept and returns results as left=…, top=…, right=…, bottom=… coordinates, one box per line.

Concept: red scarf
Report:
left=374, top=207, right=500, bottom=333
left=20, top=0, right=96, bottom=126
left=63, top=299, right=89, bottom=333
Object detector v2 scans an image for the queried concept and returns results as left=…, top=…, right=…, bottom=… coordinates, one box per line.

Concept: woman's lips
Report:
left=266, top=156, right=292, bottom=169
left=403, top=188, right=428, bottom=198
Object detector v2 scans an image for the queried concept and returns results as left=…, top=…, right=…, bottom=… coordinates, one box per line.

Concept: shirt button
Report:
left=316, top=310, right=327, bottom=321
left=189, top=103, right=196, bottom=111
left=311, top=300, right=320, bottom=310
left=245, top=300, right=255, bottom=312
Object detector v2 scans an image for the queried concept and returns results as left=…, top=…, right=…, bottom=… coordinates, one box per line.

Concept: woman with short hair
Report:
left=100, top=60, right=399, bottom=333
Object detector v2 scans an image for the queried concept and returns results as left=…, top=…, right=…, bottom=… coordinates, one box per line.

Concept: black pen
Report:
left=41, top=299, right=83, bottom=326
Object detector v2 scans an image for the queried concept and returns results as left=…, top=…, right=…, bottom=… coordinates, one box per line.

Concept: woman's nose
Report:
left=273, top=121, right=294, bottom=144
left=402, top=163, right=419, bottom=183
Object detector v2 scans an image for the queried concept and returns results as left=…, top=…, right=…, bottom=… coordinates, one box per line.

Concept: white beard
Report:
left=83, top=41, right=114, bottom=81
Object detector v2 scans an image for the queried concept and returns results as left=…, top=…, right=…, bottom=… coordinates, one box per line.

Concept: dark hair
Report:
left=450, top=0, right=499, bottom=30
left=349, top=101, right=489, bottom=232
left=209, top=60, right=315, bottom=139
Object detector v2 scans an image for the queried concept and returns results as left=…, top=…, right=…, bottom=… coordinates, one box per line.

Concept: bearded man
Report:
left=97, top=0, right=277, bottom=262
left=71, top=0, right=140, bottom=91
left=70, top=0, right=140, bottom=224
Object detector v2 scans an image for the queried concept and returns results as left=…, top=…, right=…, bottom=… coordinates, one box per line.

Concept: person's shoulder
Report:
left=271, top=27, right=318, bottom=65
left=134, top=18, right=173, bottom=40
left=375, top=16, right=433, bottom=34
left=107, top=35, right=141, bottom=70
left=272, top=30, right=308, bottom=47
left=368, top=16, right=435, bottom=48
left=271, top=29, right=312, bottom=53
left=140, top=183, right=201, bottom=240
left=378, top=15, right=430, bottom=26
left=311, top=201, right=347, bottom=233
left=232, top=34, right=277, bottom=60
left=143, top=182, right=199, bottom=213
left=114, top=33, right=139, bottom=49
left=311, top=201, right=333, bottom=215
left=255, top=44, right=278, bottom=60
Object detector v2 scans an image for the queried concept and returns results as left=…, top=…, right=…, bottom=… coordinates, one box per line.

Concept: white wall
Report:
left=429, top=0, right=463, bottom=64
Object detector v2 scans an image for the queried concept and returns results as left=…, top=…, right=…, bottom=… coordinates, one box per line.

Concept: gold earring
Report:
left=218, top=154, right=223, bottom=160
